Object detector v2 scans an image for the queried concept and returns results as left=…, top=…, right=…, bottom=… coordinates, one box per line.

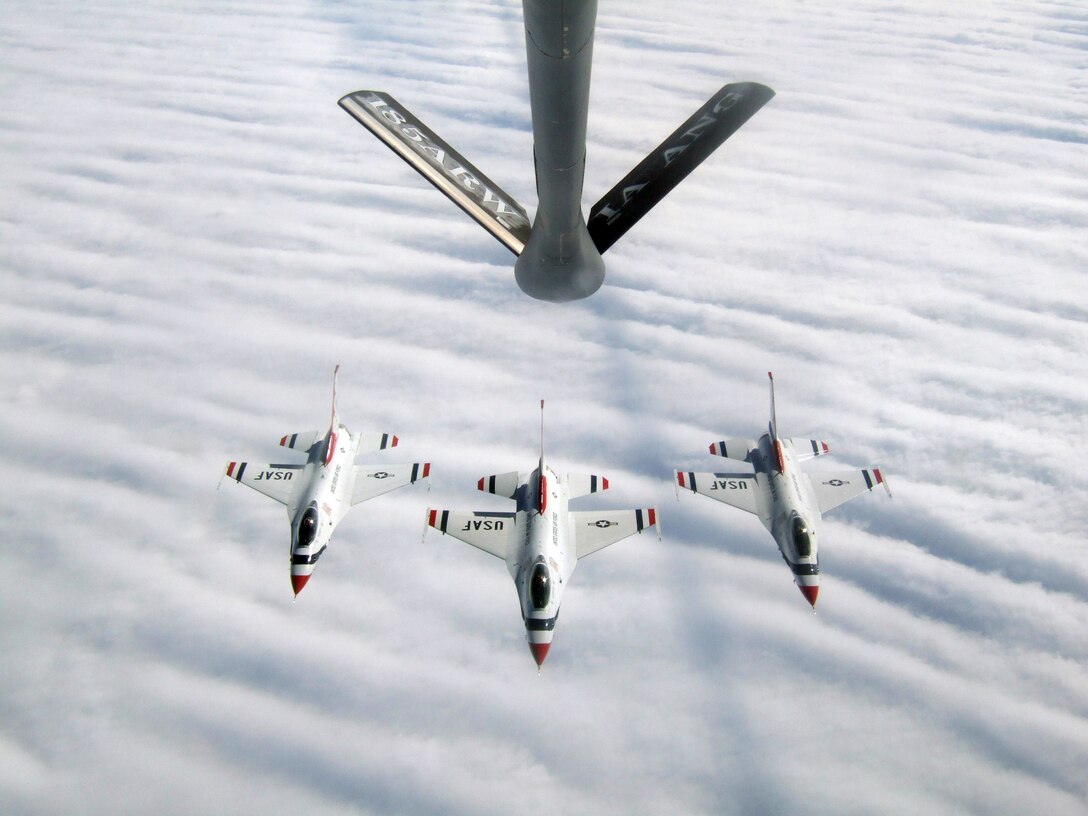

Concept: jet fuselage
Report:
left=507, top=459, right=577, bottom=664
left=287, top=423, right=361, bottom=594
left=748, top=433, right=822, bottom=604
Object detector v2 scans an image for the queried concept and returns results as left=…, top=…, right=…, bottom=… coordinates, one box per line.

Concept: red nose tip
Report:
left=799, top=584, right=819, bottom=608
left=291, top=574, right=311, bottom=596
left=529, top=642, right=551, bottom=666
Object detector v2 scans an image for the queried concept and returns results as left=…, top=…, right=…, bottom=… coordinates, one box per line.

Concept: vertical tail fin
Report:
left=768, top=371, right=779, bottom=441
left=331, top=365, right=340, bottom=432
left=768, top=372, right=786, bottom=473
left=537, top=400, right=547, bottom=515
left=323, top=365, right=341, bottom=467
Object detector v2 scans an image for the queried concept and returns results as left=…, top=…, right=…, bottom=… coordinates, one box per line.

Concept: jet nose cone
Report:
left=529, top=642, right=551, bottom=667
left=291, top=573, right=311, bottom=596
left=799, top=584, right=819, bottom=608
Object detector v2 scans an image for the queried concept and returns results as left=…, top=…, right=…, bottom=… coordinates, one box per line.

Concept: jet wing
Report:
left=350, top=463, right=430, bottom=505
left=279, top=432, right=320, bottom=453
left=354, top=432, right=399, bottom=453
left=224, top=461, right=304, bottom=505
left=427, top=509, right=519, bottom=559
left=785, top=438, right=830, bottom=461
left=675, top=471, right=758, bottom=514
left=810, top=469, right=890, bottom=514
left=570, top=508, right=657, bottom=559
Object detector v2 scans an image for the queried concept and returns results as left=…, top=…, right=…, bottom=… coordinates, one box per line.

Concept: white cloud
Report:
left=2, top=0, right=1086, bottom=813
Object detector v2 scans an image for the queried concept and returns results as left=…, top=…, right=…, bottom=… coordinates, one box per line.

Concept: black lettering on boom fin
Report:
left=587, top=82, right=774, bottom=254
left=339, top=91, right=532, bottom=255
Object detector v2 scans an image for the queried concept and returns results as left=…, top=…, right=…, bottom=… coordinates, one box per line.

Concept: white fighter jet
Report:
left=224, top=366, right=430, bottom=596
left=675, top=373, right=891, bottom=609
left=427, top=403, right=658, bottom=667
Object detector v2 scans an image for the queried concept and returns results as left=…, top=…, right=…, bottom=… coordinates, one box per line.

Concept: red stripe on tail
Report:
left=773, top=440, right=786, bottom=473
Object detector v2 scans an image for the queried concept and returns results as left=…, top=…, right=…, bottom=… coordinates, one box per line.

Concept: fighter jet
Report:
left=674, top=373, right=891, bottom=609
left=426, top=402, right=657, bottom=667
left=223, top=366, right=430, bottom=596
left=339, top=0, right=773, bottom=302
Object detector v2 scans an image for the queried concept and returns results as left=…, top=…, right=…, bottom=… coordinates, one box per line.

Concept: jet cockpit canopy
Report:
left=529, top=562, right=551, bottom=609
left=297, top=505, right=319, bottom=548
left=791, top=515, right=813, bottom=558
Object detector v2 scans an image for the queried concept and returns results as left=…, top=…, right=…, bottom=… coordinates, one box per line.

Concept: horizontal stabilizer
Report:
left=709, top=438, right=754, bottom=461
left=477, top=471, right=522, bottom=500
left=786, top=438, right=830, bottom=461
left=355, top=431, right=399, bottom=454
left=566, top=472, right=609, bottom=500
left=279, top=432, right=319, bottom=453
left=587, top=82, right=775, bottom=253
left=339, top=91, right=532, bottom=255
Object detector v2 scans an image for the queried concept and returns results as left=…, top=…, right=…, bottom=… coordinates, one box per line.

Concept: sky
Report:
left=1, top=0, right=1086, bottom=813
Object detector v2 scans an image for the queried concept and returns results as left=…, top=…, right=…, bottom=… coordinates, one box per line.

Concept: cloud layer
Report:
left=2, top=0, right=1086, bottom=813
